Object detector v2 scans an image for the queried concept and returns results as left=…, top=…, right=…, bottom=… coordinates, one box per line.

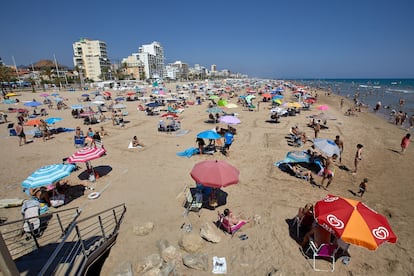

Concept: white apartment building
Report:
left=138, top=41, right=165, bottom=80
left=73, top=38, right=110, bottom=81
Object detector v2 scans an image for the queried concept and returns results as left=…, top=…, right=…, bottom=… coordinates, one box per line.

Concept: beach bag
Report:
left=50, top=193, right=65, bottom=207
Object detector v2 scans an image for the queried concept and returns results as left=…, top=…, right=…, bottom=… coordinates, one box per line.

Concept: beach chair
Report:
left=183, top=186, right=203, bottom=217
left=217, top=214, right=246, bottom=237
left=305, top=240, right=338, bottom=272
left=21, top=200, right=42, bottom=237
left=74, top=136, right=86, bottom=148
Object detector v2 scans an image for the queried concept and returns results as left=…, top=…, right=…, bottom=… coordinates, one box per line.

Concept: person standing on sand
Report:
left=401, top=133, right=411, bottom=154
left=314, top=121, right=321, bottom=138
left=340, top=98, right=344, bottom=109
left=321, top=154, right=338, bottom=189
left=15, top=122, right=27, bottom=146
left=334, top=135, right=344, bottom=163
left=352, top=144, right=364, bottom=175
left=408, top=114, right=414, bottom=131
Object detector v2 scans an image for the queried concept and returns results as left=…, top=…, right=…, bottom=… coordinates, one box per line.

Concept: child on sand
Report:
left=357, top=178, right=368, bottom=197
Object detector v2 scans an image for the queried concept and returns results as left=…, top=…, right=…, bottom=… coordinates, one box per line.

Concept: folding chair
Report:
left=183, top=186, right=202, bottom=217
left=305, top=240, right=338, bottom=272
left=74, top=136, right=86, bottom=148
left=217, top=214, right=246, bottom=237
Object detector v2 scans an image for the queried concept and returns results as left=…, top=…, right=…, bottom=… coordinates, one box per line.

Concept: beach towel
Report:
left=212, top=256, right=227, bottom=274
left=128, top=141, right=142, bottom=149
left=176, top=147, right=199, bottom=158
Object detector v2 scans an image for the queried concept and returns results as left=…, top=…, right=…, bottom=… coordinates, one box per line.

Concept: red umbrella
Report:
left=25, top=119, right=41, bottom=126
left=127, top=91, right=136, bottom=96
left=314, top=194, right=397, bottom=250
left=304, top=98, right=316, bottom=104
left=161, top=112, right=178, bottom=118
left=190, top=160, right=239, bottom=188
left=67, top=147, right=106, bottom=163
left=262, top=93, right=272, bottom=99
left=103, top=91, right=112, bottom=97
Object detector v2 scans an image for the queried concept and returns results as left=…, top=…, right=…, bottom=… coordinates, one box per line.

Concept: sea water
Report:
left=295, top=79, right=414, bottom=123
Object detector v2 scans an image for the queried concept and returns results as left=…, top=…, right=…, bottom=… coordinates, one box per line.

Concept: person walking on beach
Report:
left=408, top=114, right=414, bottom=131
left=334, top=135, right=344, bottom=163
left=340, top=98, right=344, bottom=109
left=321, top=154, right=338, bottom=189
left=401, top=133, right=411, bottom=154
left=357, top=178, right=368, bottom=197
left=15, top=122, right=27, bottom=146
left=352, top=144, right=364, bottom=175
left=223, top=130, right=234, bottom=157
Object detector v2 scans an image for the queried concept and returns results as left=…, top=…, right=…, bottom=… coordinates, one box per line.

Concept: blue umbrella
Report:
left=272, top=95, right=284, bottom=100
left=274, top=151, right=311, bottom=167
left=206, top=107, right=224, bottom=114
left=71, top=104, right=84, bottom=109
left=145, top=102, right=161, bottom=108
left=2, top=99, right=16, bottom=104
left=197, top=130, right=221, bottom=140
left=51, top=93, right=60, bottom=97
left=21, top=164, right=75, bottom=190
left=45, top=117, right=63, bottom=124
left=313, top=138, right=341, bottom=157
left=24, top=101, right=42, bottom=107
left=115, top=97, right=125, bottom=101
left=81, top=94, right=90, bottom=97
left=54, top=97, right=64, bottom=102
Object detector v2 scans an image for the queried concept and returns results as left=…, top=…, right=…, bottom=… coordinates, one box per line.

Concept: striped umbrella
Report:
left=22, top=164, right=75, bottom=190
left=67, top=147, right=106, bottom=163
left=314, top=194, right=397, bottom=250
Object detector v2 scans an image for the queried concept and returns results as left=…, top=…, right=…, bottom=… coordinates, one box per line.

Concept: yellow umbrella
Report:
left=284, top=102, right=302, bottom=108
left=5, top=93, right=18, bottom=97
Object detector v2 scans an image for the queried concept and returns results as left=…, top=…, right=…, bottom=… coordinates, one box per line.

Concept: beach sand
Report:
left=0, top=82, right=413, bottom=275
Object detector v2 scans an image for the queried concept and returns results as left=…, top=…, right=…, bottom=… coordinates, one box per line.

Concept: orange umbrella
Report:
left=25, top=119, right=41, bottom=126
left=314, top=194, right=397, bottom=250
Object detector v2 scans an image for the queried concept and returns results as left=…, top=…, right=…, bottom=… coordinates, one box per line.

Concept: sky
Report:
left=1, top=0, right=413, bottom=79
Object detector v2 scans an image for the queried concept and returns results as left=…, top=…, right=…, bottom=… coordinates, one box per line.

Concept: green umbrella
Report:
left=218, top=99, right=228, bottom=106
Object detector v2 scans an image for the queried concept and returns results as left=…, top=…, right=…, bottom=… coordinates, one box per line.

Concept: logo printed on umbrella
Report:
left=324, top=196, right=339, bottom=202
left=372, top=226, right=390, bottom=240
left=327, top=214, right=345, bottom=229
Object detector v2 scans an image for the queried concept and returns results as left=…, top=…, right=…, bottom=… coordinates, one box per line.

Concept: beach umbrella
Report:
left=5, top=93, right=18, bottom=97
left=262, top=93, right=272, bottom=99
left=273, top=99, right=282, bottom=105
left=161, top=112, right=178, bottom=118
left=197, top=130, right=221, bottom=140
left=81, top=93, right=90, bottom=97
left=80, top=111, right=96, bottom=117
left=51, top=93, right=60, bottom=97
left=71, top=104, right=84, bottom=110
left=219, top=115, right=240, bottom=125
left=209, top=95, right=219, bottom=100
left=285, top=151, right=311, bottom=163
left=304, top=98, right=316, bottom=104
left=127, top=91, right=136, bottom=96
left=17, top=108, right=29, bottom=113
left=283, top=102, right=302, bottom=108
left=40, top=93, right=50, bottom=97
left=94, top=95, right=105, bottom=101
left=272, top=94, right=284, bottom=100
left=92, top=100, right=105, bottom=105
left=317, top=105, right=329, bottom=111
left=245, top=95, right=256, bottom=102
left=225, top=103, right=238, bottom=109
left=67, top=147, right=106, bottom=163
left=45, top=117, right=63, bottom=124
left=313, top=138, right=341, bottom=157
left=206, top=107, right=224, bottom=114
left=103, top=91, right=112, bottom=97
left=21, top=164, right=75, bottom=190
left=115, top=97, right=125, bottom=101
left=217, top=99, right=228, bottom=106
left=113, top=103, right=126, bottom=109
left=24, top=101, right=42, bottom=107
left=190, top=160, right=239, bottom=188
left=314, top=194, right=397, bottom=250
left=25, top=119, right=41, bottom=126
left=145, top=102, right=161, bottom=108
